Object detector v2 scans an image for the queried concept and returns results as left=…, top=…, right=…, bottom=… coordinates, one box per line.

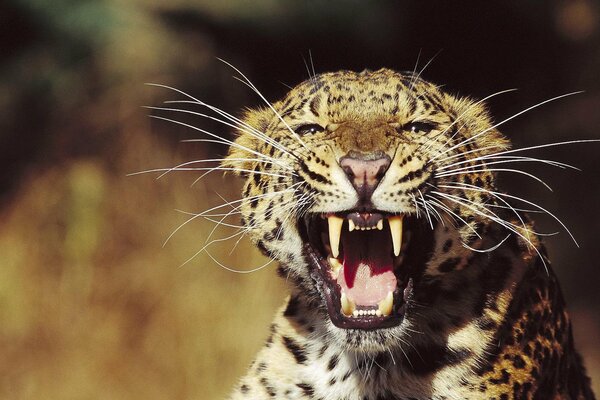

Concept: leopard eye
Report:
left=295, top=123, right=325, bottom=135
left=405, top=121, right=436, bottom=134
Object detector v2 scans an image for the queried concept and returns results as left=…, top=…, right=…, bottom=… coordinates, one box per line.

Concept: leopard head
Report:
left=224, top=68, right=517, bottom=353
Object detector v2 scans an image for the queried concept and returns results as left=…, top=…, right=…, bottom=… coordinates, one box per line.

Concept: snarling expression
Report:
left=224, top=69, right=512, bottom=352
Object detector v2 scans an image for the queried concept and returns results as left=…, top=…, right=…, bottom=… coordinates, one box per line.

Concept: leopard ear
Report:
left=222, top=106, right=272, bottom=175
left=447, top=94, right=510, bottom=152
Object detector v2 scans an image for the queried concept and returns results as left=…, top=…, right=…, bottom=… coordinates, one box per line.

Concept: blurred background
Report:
left=1, top=0, right=599, bottom=398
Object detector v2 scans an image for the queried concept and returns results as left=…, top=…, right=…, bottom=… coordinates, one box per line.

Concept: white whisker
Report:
left=217, top=57, right=309, bottom=150
left=430, top=91, right=583, bottom=163
left=149, top=104, right=296, bottom=158
left=436, top=167, right=554, bottom=191
left=149, top=115, right=285, bottom=168
left=440, top=184, right=578, bottom=246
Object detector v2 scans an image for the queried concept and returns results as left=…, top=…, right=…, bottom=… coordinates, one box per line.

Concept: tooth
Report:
left=378, top=291, right=394, bottom=317
left=341, top=292, right=355, bottom=316
left=377, top=220, right=383, bottom=230
left=328, top=215, right=344, bottom=258
left=388, top=215, right=404, bottom=257
left=352, top=310, right=359, bottom=317
left=328, top=257, right=342, bottom=278
left=348, top=219, right=355, bottom=232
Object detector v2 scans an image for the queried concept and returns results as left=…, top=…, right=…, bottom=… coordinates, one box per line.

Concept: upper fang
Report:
left=388, top=215, right=403, bottom=257
left=328, top=215, right=344, bottom=258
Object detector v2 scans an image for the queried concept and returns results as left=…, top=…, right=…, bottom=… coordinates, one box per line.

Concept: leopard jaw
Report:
left=327, top=214, right=403, bottom=259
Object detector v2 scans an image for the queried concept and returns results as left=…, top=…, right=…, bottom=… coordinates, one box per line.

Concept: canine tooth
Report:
left=348, top=219, right=355, bottom=232
left=328, top=257, right=342, bottom=278
left=328, top=215, right=344, bottom=258
left=388, top=215, right=404, bottom=257
left=341, top=292, right=356, bottom=316
left=377, top=220, right=383, bottom=230
left=378, top=291, right=394, bottom=317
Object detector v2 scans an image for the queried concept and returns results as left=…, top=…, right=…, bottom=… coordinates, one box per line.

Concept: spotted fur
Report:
left=221, top=69, right=594, bottom=399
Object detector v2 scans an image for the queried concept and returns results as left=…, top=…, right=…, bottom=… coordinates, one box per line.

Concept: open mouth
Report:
left=302, top=210, right=430, bottom=330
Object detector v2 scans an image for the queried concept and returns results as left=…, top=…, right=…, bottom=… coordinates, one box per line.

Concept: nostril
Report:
left=342, top=165, right=355, bottom=179
left=339, top=154, right=391, bottom=193
left=375, top=164, right=388, bottom=180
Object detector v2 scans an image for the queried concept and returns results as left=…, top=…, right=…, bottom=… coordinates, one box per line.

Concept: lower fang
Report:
left=377, top=291, right=394, bottom=317
left=328, top=257, right=342, bottom=279
left=341, top=293, right=355, bottom=316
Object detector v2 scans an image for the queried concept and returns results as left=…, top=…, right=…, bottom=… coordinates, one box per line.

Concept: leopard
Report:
left=195, top=67, right=595, bottom=399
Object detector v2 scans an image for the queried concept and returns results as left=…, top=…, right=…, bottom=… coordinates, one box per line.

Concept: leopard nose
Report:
left=340, top=154, right=391, bottom=196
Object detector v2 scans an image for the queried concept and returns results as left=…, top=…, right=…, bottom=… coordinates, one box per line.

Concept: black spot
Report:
left=264, top=200, right=275, bottom=221
left=513, top=355, right=526, bottom=369
left=327, top=354, right=339, bottom=371
left=256, top=240, right=271, bottom=257
left=284, top=297, right=300, bottom=317
left=489, top=369, right=510, bottom=385
left=309, top=96, right=321, bottom=117
left=396, top=166, right=427, bottom=184
left=296, top=382, right=315, bottom=397
left=341, top=370, right=352, bottom=381
left=282, top=336, right=308, bottom=364
left=256, top=362, right=267, bottom=372
left=299, top=162, right=331, bottom=184
left=240, top=384, right=250, bottom=394
left=438, top=257, right=460, bottom=273
left=318, top=344, right=328, bottom=357
left=478, top=317, right=497, bottom=331
left=259, top=377, right=276, bottom=397
left=443, top=348, right=472, bottom=366
left=442, top=239, right=453, bottom=253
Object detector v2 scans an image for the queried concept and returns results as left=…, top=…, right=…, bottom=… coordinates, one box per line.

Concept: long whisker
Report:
left=440, top=184, right=578, bottom=246
left=146, top=105, right=295, bottom=158
left=217, top=57, right=309, bottom=150
left=436, top=167, right=554, bottom=191
left=149, top=115, right=285, bottom=168
left=463, top=234, right=511, bottom=253
left=437, top=155, right=579, bottom=173
left=431, top=191, right=548, bottom=271
left=129, top=158, right=290, bottom=180
left=146, top=83, right=290, bottom=157
left=420, top=89, right=518, bottom=153
left=430, top=91, right=584, bottom=163
left=201, top=249, right=277, bottom=274
left=164, top=186, right=301, bottom=246
left=426, top=196, right=482, bottom=239
left=439, top=139, right=600, bottom=166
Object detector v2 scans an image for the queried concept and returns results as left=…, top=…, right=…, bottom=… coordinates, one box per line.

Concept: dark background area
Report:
left=0, top=1, right=598, bottom=398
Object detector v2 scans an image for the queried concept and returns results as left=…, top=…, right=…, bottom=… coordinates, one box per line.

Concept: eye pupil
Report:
left=295, top=124, right=325, bottom=135
left=406, top=121, right=435, bottom=134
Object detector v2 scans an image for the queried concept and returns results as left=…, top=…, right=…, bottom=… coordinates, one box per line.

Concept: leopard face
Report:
left=224, top=68, right=517, bottom=354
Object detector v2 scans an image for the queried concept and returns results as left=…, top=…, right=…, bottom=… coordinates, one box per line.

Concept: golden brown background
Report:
left=1, top=1, right=599, bottom=398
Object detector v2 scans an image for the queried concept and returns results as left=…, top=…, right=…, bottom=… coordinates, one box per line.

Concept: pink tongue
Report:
left=336, top=227, right=396, bottom=306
